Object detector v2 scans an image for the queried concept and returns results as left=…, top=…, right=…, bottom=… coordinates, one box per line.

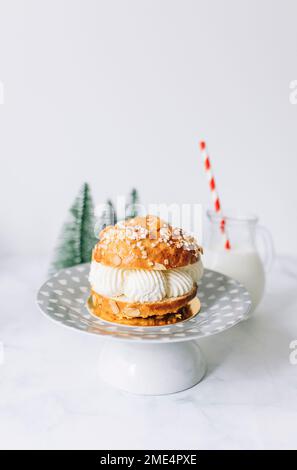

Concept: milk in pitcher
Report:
left=204, top=211, right=274, bottom=313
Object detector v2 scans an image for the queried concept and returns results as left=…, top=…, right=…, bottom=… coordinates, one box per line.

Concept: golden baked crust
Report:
left=93, top=215, right=203, bottom=270
left=90, top=305, right=195, bottom=326
left=89, top=285, right=198, bottom=319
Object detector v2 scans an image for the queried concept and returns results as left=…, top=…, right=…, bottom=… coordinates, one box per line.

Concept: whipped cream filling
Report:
left=181, top=261, right=204, bottom=284
left=89, top=262, right=124, bottom=298
left=124, top=269, right=167, bottom=302
left=165, top=269, right=193, bottom=298
left=89, top=259, right=203, bottom=303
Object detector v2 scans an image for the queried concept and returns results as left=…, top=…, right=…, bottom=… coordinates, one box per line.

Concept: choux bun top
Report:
left=93, top=215, right=203, bottom=270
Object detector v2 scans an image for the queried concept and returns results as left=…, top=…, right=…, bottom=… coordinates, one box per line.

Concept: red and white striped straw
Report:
left=199, top=140, right=231, bottom=250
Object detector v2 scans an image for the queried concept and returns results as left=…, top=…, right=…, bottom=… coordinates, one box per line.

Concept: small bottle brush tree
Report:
left=50, top=185, right=140, bottom=274
left=97, top=199, right=117, bottom=231
left=125, top=188, right=139, bottom=219
left=95, top=189, right=139, bottom=235
left=50, top=183, right=97, bottom=274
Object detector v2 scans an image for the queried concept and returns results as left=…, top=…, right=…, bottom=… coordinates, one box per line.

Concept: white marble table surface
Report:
left=0, top=255, right=296, bottom=450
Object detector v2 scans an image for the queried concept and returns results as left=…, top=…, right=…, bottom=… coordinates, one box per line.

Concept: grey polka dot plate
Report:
left=36, top=264, right=251, bottom=343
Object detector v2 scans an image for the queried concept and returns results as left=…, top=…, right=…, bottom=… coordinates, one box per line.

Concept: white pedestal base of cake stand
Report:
left=98, top=340, right=206, bottom=395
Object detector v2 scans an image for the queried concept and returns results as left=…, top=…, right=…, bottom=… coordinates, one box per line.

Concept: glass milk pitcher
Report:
left=203, top=210, right=274, bottom=312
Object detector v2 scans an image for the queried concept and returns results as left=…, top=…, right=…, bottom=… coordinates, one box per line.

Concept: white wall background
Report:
left=0, top=0, right=296, bottom=257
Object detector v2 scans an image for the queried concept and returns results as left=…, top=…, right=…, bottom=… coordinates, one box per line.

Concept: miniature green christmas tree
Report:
left=50, top=183, right=97, bottom=273
left=125, top=188, right=139, bottom=219
left=94, top=199, right=118, bottom=237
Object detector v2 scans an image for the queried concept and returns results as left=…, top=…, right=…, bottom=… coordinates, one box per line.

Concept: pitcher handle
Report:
left=256, top=225, right=275, bottom=273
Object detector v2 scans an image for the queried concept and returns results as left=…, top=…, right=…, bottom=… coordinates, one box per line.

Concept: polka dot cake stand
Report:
left=36, top=264, right=251, bottom=395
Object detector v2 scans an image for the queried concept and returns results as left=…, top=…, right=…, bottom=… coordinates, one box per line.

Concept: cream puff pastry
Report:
left=88, top=215, right=203, bottom=326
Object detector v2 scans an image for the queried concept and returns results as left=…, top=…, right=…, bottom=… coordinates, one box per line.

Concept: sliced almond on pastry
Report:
left=122, top=307, right=141, bottom=318
left=111, top=254, right=122, bottom=266
left=109, top=300, right=119, bottom=314
left=153, top=262, right=166, bottom=270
